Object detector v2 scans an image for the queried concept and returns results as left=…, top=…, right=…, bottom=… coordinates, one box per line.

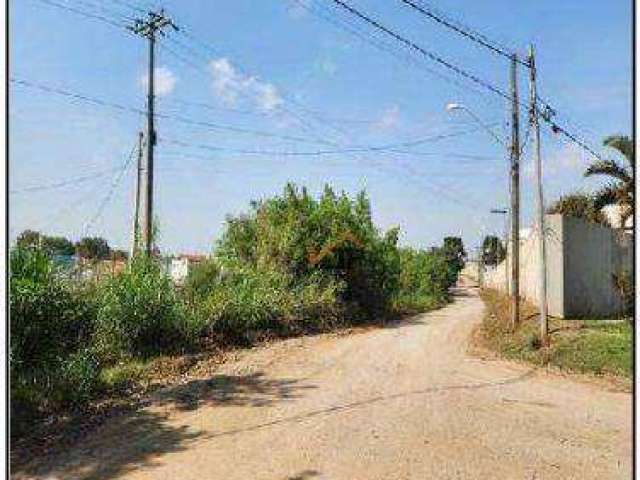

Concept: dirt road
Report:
left=15, top=284, right=632, bottom=480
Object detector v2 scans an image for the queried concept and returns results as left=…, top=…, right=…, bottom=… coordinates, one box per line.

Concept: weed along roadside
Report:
left=9, top=183, right=466, bottom=465
left=475, top=289, right=632, bottom=389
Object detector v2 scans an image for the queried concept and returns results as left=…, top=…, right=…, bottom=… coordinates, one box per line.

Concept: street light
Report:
left=445, top=102, right=507, bottom=149
left=447, top=102, right=516, bottom=313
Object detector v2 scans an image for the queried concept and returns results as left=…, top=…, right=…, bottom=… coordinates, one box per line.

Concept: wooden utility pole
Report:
left=130, top=131, right=144, bottom=258
left=509, top=54, right=521, bottom=329
left=528, top=45, right=549, bottom=345
left=129, top=10, right=177, bottom=255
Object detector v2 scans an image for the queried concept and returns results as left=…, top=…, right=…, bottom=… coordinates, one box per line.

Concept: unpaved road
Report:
left=15, top=284, right=632, bottom=480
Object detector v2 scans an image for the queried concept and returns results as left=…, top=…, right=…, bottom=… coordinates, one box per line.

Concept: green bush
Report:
left=216, top=184, right=403, bottom=318
left=184, top=257, right=221, bottom=299
left=393, top=248, right=451, bottom=312
left=10, top=247, right=99, bottom=431
left=93, top=254, right=196, bottom=362
left=198, top=266, right=344, bottom=343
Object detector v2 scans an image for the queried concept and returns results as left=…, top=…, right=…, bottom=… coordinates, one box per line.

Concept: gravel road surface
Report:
left=15, top=284, right=632, bottom=479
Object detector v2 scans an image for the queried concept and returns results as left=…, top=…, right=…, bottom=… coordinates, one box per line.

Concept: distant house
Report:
left=165, top=254, right=206, bottom=284
left=603, top=205, right=633, bottom=230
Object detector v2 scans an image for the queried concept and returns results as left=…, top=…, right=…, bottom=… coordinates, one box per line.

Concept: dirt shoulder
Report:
left=13, top=285, right=632, bottom=480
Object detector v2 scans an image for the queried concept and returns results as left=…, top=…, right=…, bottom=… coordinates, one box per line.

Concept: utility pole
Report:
left=130, top=131, right=144, bottom=258
left=509, top=53, right=521, bottom=329
left=129, top=10, right=177, bottom=255
left=528, top=45, right=548, bottom=345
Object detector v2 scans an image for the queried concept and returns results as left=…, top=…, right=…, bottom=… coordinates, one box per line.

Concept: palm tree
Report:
left=584, top=135, right=634, bottom=228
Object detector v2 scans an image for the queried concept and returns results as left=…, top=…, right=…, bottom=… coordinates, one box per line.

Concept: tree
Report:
left=546, top=192, right=609, bottom=226
left=16, top=230, right=41, bottom=249
left=481, top=235, right=505, bottom=267
left=584, top=135, right=634, bottom=228
left=76, top=237, right=111, bottom=260
left=16, top=230, right=75, bottom=256
left=442, top=237, right=466, bottom=285
left=442, top=237, right=466, bottom=270
left=42, top=236, right=75, bottom=256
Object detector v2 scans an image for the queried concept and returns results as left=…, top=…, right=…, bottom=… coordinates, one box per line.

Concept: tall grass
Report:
left=93, top=254, right=196, bottom=362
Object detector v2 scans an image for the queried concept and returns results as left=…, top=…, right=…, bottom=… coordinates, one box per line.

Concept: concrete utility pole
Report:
left=528, top=45, right=549, bottom=345
left=509, top=54, right=521, bottom=329
left=129, top=10, right=178, bottom=255
left=130, top=131, right=144, bottom=258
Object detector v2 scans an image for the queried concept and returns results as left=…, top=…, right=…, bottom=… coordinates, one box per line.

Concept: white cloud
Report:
left=373, top=105, right=401, bottom=131
left=139, top=66, right=177, bottom=97
left=209, top=57, right=283, bottom=112
left=254, top=83, right=283, bottom=111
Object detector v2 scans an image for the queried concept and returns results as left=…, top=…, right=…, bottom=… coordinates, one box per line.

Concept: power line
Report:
left=10, top=77, right=334, bottom=146
left=545, top=120, right=605, bottom=162
left=83, top=140, right=138, bottom=235
left=169, top=16, right=501, bottom=213
left=170, top=18, right=499, bottom=171
left=293, top=0, right=499, bottom=106
left=326, top=1, right=604, bottom=163
left=329, top=0, right=511, bottom=100
left=68, top=0, right=135, bottom=22
left=165, top=96, right=383, bottom=127
left=11, top=77, right=145, bottom=115
left=398, top=0, right=529, bottom=67
left=163, top=33, right=346, bottom=144
left=158, top=125, right=500, bottom=158
left=11, top=76, right=500, bottom=157
left=164, top=37, right=496, bottom=155
left=411, top=0, right=517, bottom=53
left=32, top=0, right=607, bottom=166
left=31, top=0, right=126, bottom=29
left=10, top=167, right=121, bottom=194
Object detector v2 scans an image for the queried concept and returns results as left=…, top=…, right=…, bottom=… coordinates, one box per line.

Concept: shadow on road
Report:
left=286, top=470, right=321, bottom=479
left=154, top=372, right=317, bottom=411
left=13, top=372, right=316, bottom=480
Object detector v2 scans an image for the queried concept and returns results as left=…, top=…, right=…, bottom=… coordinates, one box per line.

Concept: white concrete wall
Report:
left=562, top=216, right=632, bottom=317
left=484, top=214, right=631, bottom=318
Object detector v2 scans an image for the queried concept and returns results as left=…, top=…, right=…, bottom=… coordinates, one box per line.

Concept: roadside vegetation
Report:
left=10, top=183, right=465, bottom=442
left=477, top=289, right=632, bottom=382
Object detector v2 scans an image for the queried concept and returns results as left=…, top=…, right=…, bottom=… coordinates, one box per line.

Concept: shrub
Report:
left=184, top=257, right=221, bottom=299
left=393, top=248, right=450, bottom=312
left=93, top=255, right=195, bottom=362
left=198, top=266, right=344, bottom=344
left=9, top=246, right=98, bottom=430
left=216, top=184, right=403, bottom=318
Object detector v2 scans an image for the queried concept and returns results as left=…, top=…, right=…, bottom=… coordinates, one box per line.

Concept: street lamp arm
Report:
left=446, top=103, right=508, bottom=149
left=461, top=107, right=507, bottom=149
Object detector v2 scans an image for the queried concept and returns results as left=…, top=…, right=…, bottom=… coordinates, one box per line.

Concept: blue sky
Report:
left=9, top=0, right=632, bottom=254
